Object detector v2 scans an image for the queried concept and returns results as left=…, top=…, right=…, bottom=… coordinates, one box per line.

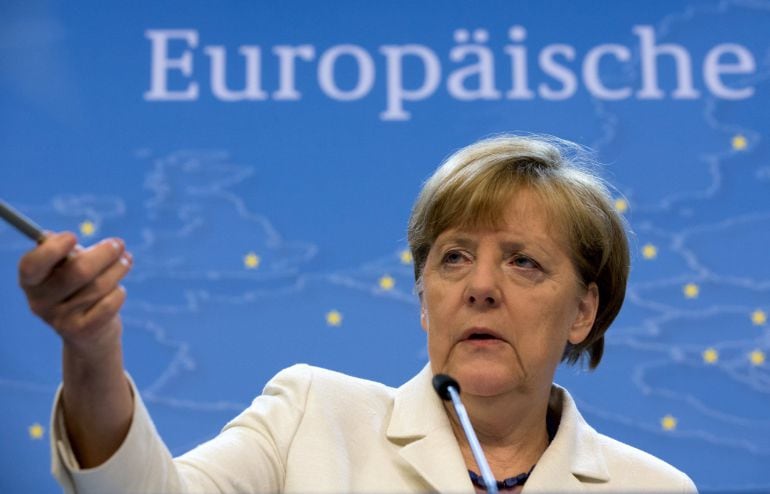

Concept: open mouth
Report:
left=460, top=327, right=504, bottom=344
left=467, top=333, right=498, bottom=340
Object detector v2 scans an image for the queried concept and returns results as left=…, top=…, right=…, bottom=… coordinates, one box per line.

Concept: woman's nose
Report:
left=464, top=263, right=501, bottom=308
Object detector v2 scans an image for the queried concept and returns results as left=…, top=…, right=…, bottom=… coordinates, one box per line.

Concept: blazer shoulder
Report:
left=596, top=433, right=697, bottom=492
left=275, top=364, right=393, bottom=391
left=232, top=365, right=396, bottom=433
left=270, top=364, right=397, bottom=409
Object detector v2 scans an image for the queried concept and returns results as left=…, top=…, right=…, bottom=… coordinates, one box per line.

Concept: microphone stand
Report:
left=433, top=374, right=499, bottom=494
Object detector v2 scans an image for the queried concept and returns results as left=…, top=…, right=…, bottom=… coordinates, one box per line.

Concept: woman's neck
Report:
left=445, top=386, right=553, bottom=480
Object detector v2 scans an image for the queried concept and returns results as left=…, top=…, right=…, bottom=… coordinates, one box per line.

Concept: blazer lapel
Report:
left=387, top=371, right=610, bottom=493
left=387, top=365, right=473, bottom=493
left=524, top=385, right=610, bottom=492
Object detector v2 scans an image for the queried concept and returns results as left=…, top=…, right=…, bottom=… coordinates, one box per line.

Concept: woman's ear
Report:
left=568, top=282, right=599, bottom=345
left=420, top=305, right=428, bottom=332
left=417, top=285, right=428, bottom=332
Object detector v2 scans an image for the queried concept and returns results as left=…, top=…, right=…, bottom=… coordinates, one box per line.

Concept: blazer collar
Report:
left=387, top=366, right=611, bottom=493
left=387, top=364, right=472, bottom=492
left=524, top=384, right=611, bottom=492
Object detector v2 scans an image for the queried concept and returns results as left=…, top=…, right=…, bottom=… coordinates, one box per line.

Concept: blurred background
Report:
left=1, top=1, right=768, bottom=491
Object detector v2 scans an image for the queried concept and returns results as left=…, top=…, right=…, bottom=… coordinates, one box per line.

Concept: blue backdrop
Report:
left=1, top=1, right=769, bottom=492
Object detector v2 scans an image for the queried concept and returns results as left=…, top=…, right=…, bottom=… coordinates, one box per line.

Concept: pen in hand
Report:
left=0, top=199, right=46, bottom=243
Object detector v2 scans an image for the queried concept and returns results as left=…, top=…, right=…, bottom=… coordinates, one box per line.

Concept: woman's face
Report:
left=420, top=189, right=599, bottom=398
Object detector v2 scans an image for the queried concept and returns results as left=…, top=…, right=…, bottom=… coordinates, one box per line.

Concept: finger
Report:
left=59, top=253, right=132, bottom=315
left=27, top=238, right=125, bottom=305
left=18, top=232, right=78, bottom=287
left=69, top=285, right=128, bottom=340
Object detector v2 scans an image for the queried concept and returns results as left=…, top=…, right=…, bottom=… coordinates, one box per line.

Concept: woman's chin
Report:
left=450, top=363, right=521, bottom=397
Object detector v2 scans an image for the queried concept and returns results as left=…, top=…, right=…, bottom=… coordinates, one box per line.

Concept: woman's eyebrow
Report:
left=435, top=234, right=477, bottom=249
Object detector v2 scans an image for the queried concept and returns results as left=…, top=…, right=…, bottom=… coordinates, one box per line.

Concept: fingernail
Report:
left=120, top=256, right=130, bottom=267
left=98, top=238, right=119, bottom=250
left=67, top=244, right=84, bottom=259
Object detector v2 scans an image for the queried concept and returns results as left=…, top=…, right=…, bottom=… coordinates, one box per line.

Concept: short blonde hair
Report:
left=407, top=135, right=630, bottom=369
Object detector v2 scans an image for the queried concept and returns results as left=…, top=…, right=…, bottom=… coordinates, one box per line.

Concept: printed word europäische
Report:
left=144, top=26, right=758, bottom=121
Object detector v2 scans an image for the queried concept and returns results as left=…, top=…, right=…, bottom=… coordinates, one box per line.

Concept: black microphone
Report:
left=431, top=373, right=458, bottom=401
left=432, top=374, right=498, bottom=494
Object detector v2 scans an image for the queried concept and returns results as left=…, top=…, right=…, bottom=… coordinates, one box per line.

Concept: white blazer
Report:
left=51, top=364, right=697, bottom=493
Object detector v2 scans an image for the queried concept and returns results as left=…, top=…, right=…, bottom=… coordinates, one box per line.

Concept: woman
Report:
left=20, top=135, right=696, bottom=493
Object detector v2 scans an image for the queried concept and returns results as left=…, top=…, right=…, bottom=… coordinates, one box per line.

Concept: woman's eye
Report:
left=512, top=255, right=538, bottom=269
left=442, top=250, right=468, bottom=265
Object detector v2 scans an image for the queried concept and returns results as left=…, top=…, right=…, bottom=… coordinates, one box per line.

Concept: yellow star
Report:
left=614, top=198, right=628, bottom=214
left=399, top=250, right=413, bottom=265
left=732, top=134, right=747, bottom=151
left=751, top=309, right=767, bottom=326
left=683, top=283, right=699, bottom=299
left=641, top=243, right=658, bottom=260
left=243, top=252, right=261, bottom=269
left=660, top=415, right=677, bottom=431
left=702, top=347, right=718, bottom=364
left=379, top=274, right=395, bottom=291
left=79, top=220, right=96, bottom=237
left=28, top=423, right=45, bottom=440
left=325, top=310, right=343, bottom=327
left=749, top=350, right=766, bottom=366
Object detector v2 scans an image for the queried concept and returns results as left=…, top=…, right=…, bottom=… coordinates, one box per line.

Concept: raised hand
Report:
left=19, top=231, right=135, bottom=467
left=19, top=231, right=132, bottom=355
